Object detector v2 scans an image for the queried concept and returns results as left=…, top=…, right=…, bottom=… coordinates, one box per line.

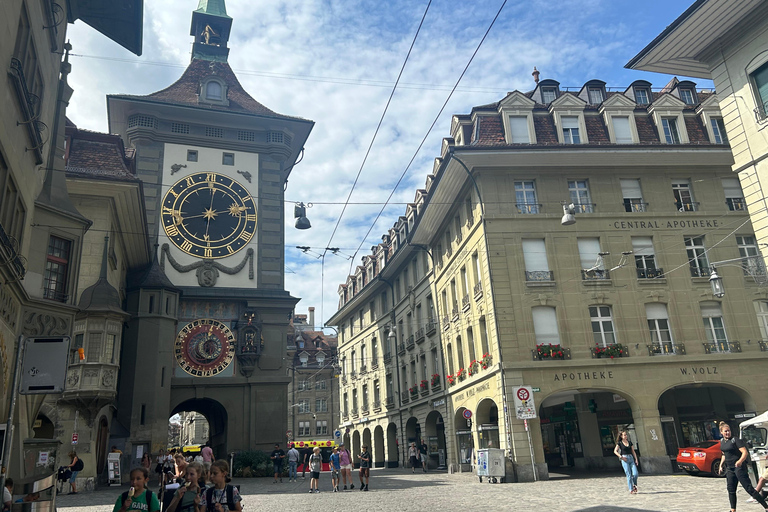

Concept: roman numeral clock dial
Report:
left=162, top=172, right=257, bottom=258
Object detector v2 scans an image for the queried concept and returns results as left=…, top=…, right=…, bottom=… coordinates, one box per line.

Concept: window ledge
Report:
left=581, top=279, right=612, bottom=287
left=638, top=278, right=667, bottom=285
left=691, top=277, right=711, bottom=284
left=526, top=281, right=556, bottom=288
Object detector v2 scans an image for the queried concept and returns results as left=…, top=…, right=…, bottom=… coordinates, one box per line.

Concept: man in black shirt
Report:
left=718, top=422, right=768, bottom=511
left=270, top=444, right=286, bottom=483
left=419, top=439, right=428, bottom=473
left=358, top=445, right=371, bottom=491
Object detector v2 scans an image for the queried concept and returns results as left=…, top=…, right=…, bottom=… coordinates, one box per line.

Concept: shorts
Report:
left=331, top=469, right=340, bottom=478
left=311, top=471, right=320, bottom=479
left=69, top=470, right=79, bottom=483
left=420, top=453, right=427, bottom=462
left=341, top=464, right=353, bottom=470
left=273, top=463, right=283, bottom=473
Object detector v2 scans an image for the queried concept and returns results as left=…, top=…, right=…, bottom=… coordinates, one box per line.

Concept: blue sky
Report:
left=66, top=0, right=710, bottom=327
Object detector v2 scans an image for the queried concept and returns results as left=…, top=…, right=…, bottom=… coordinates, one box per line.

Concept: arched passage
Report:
left=405, top=417, right=419, bottom=446
left=386, top=423, right=398, bottom=468
left=362, top=428, right=372, bottom=454
left=352, top=430, right=361, bottom=466
left=171, top=398, right=226, bottom=458
left=476, top=398, right=499, bottom=449
left=33, top=413, right=55, bottom=439
left=539, top=388, right=635, bottom=471
left=373, top=426, right=385, bottom=468
left=657, top=383, right=752, bottom=459
left=95, top=416, right=109, bottom=475
left=343, top=432, right=351, bottom=450
left=425, top=410, right=446, bottom=469
left=454, top=407, right=472, bottom=465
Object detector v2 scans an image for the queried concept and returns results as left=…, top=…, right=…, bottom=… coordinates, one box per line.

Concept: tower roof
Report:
left=78, top=237, right=125, bottom=315
left=194, top=0, right=230, bottom=18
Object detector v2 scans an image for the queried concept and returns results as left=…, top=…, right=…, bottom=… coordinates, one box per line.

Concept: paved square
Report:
left=55, top=469, right=746, bottom=512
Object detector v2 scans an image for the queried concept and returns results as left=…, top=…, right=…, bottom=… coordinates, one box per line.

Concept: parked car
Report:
left=676, top=441, right=723, bottom=476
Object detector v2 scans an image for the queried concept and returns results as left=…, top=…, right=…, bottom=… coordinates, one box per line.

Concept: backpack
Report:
left=121, top=489, right=153, bottom=507
left=206, top=485, right=236, bottom=511
left=72, top=458, right=84, bottom=471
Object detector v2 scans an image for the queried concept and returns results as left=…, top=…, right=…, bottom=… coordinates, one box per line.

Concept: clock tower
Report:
left=108, top=0, right=313, bottom=463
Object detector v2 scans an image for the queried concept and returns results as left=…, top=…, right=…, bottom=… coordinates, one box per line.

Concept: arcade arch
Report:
left=454, top=407, right=473, bottom=465
left=386, top=423, right=398, bottom=467
left=373, top=426, right=385, bottom=468
left=425, top=411, right=446, bottom=469
left=352, top=430, right=361, bottom=465
left=171, top=398, right=222, bottom=456
left=476, top=398, right=499, bottom=449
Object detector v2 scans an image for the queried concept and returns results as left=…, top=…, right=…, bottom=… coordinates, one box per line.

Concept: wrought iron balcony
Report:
left=398, top=343, right=406, bottom=356
left=0, top=226, right=27, bottom=283
left=689, top=266, right=711, bottom=278
left=572, top=203, right=595, bottom=213
left=406, top=336, right=415, bottom=350
left=516, top=203, right=541, bottom=214
left=385, top=396, right=395, bottom=408
left=351, top=408, right=359, bottom=417
left=623, top=199, right=648, bottom=213
left=415, top=328, right=425, bottom=343
left=675, top=201, right=699, bottom=212
left=526, top=270, right=554, bottom=282
left=361, top=405, right=370, bottom=415
left=726, top=198, right=747, bottom=211
left=383, top=353, right=392, bottom=365
left=442, top=316, right=450, bottom=331
left=591, top=343, right=629, bottom=358
left=703, top=340, right=741, bottom=354
left=451, top=305, right=459, bottom=319
left=473, top=282, right=483, bottom=298
left=581, top=268, right=610, bottom=280
left=532, top=346, right=571, bottom=361
left=462, top=294, right=470, bottom=310
left=360, top=365, right=367, bottom=374
left=637, top=267, right=664, bottom=279
left=401, top=391, right=410, bottom=404
left=647, top=342, right=685, bottom=356
left=372, top=400, right=381, bottom=411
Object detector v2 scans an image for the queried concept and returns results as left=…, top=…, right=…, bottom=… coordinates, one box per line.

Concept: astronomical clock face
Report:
left=175, top=319, right=236, bottom=377
left=161, top=172, right=257, bottom=259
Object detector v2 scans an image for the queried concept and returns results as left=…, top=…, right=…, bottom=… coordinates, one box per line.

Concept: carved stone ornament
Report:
left=22, top=311, right=71, bottom=336
left=236, top=169, right=252, bottom=183
left=101, top=369, right=115, bottom=387
left=170, top=163, right=187, bottom=175
left=161, top=244, right=254, bottom=286
left=66, top=370, right=79, bottom=387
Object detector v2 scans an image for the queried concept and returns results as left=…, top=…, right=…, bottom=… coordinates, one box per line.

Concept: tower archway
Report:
left=171, top=398, right=226, bottom=458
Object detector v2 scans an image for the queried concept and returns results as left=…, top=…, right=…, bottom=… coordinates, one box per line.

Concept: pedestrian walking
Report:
left=330, top=446, right=341, bottom=492
left=419, top=439, right=428, bottom=473
left=200, top=460, right=242, bottom=512
left=113, top=467, right=160, bottom=512
left=166, top=462, right=203, bottom=512
left=270, top=444, right=285, bottom=483
left=717, top=421, right=768, bottom=512
left=155, top=451, right=166, bottom=487
left=308, top=447, right=322, bottom=494
left=287, top=444, right=300, bottom=482
left=408, top=442, right=419, bottom=473
left=358, top=445, right=370, bottom=491
left=613, top=430, right=639, bottom=494
left=66, top=451, right=83, bottom=494
left=339, top=443, right=353, bottom=490
left=301, top=446, right=312, bottom=480
left=201, top=444, right=214, bottom=473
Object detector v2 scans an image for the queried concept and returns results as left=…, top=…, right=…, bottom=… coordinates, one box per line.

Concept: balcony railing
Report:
left=647, top=342, right=685, bottom=356
left=372, top=400, right=381, bottom=411
left=8, top=57, right=45, bottom=164
left=451, top=305, right=459, bottom=319
left=532, top=346, right=571, bottom=361
left=526, top=270, right=554, bottom=282
left=726, top=198, right=747, bottom=211
left=442, top=316, right=450, bottom=331
left=623, top=199, right=648, bottom=213
left=415, top=328, right=425, bottom=343
left=516, top=203, right=541, bottom=214
left=462, top=294, right=470, bottom=310
left=591, top=343, right=629, bottom=358
left=383, top=353, right=392, bottom=365
left=398, top=343, right=406, bottom=356
left=473, top=282, right=483, bottom=298
left=572, top=203, right=595, bottom=213
left=755, top=104, right=768, bottom=123
left=690, top=266, right=712, bottom=278
left=581, top=268, right=610, bottom=280
left=406, top=335, right=415, bottom=350
left=351, top=408, right=359, bottom=417
left=675, top=201, right=699, bottom=212
left=703, top=340, right=741, bottom=354
left=426, top=320, right=437, bottom=336
left=360, top=365, right=367, bottom=374
left=361, top=405, right=370, bottom=415
left=401, top=391, right=410, bottom=404
left=385, top=396, right=395, bottom=408
left=0, top=226, right=27, bottom=282
left=637, top=267, right=664, bottom=279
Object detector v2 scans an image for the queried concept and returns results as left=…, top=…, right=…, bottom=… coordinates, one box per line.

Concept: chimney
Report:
left=532, top=67, right=540, bottom=84
left=308, top=307, right=315, bottom=329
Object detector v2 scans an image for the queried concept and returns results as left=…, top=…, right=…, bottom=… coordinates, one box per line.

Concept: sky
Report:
left=65, top=0, right=711, bottom=329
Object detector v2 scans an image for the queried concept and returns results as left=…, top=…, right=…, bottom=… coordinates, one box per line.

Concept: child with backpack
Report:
left=166, top=461, right=203, bottom=512
left=200, top=460, right=241, bottom=512
left=113, top=467, right=160, bottom=512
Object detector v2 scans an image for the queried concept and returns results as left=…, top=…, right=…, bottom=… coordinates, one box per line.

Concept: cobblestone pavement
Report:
left=55, top=469, right=746, bottom=512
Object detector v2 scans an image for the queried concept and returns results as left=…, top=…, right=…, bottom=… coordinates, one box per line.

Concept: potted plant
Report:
left=481, top=353, right=492, bottom=368
left=457, top=368, right=467, bottom=381
left=468, top=360, right=480, bottom=376
left=431, top=373, right=440, bottom=387
left=535, top=344, right=566, bottom=360
left=409, top=386, right=418, bottom=397
left=446, top=374, right=456, bottom=386
left=420, top=379, right=429, bottom=390
left=592, top=344, right=626, bottom=359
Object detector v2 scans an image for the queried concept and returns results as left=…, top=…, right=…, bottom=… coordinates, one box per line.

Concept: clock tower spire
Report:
left=190, top=0, right=232, bottom=62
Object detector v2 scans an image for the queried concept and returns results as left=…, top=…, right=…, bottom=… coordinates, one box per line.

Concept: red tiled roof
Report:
left=112, top=59, right=305, bottom=121
left=533, top=115, right=558, bottom=145
left=585, top=115, right=610, bottom=144
left=65, top=126, right=137, bottom=180
left=635, top=115, right=660, bottom=143
left=473, top=115, right=505, bottom=146
left=685, top=116, right=709, bottom=143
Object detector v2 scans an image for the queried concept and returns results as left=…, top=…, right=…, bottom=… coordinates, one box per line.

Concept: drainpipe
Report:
left=379, top=276, right=406, bottom=467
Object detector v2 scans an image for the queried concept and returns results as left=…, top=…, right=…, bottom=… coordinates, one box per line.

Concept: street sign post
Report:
left=512, top=386, right=538, bottom=482
left=71, top=433, right=78, bottom=445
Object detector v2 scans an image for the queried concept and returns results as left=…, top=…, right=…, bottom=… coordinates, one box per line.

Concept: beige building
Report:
left=627, top=0, right=768, bottom=272
left=0, top=0, right=142, bottom=487
left=328, top=218, right=450, bottom=469
left=331, top=72, right=768, bottom=481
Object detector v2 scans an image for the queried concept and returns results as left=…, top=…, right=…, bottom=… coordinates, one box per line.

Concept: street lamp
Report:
left=294, top=202, right=311, bottom=230
left=709, top=266, right=725, bottom=298
left=561, top=202, right=576, bottom=226
left=706, top=255, right=766, bottom=298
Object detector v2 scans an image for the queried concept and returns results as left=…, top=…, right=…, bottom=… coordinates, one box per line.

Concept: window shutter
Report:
left=522, top=239, right=549, bottom=272
left=509, top=116, right=530, bottom=143
left=645, top=303, right=669, bottom=320
left=532, top=307, right=560, bottom=345
left=577, top=238, right=601, bottom=270
left=701, top=303, right=723, bottom=318
left=631, top=237, right=654, bottom=256
left=612, top=116, right=632, bottom=143
left=620, top=179, right=642, bottom=199
left=561, top=116, right=579, bottom=129
left=721, top=178, right=742, bottom=199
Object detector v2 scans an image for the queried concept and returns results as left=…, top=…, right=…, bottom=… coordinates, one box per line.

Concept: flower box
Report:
left=481, top=353, right=492, bottom=369
left=457, top=368, right=467, bottom=381
left=468, top=360, right=480, bottom=376
left=430, top=373, right=440, bottom=387
left=446, top=374, right=456, bottom=386
left=533, top=344, right=570, bottom=361
left=591, top=343, right=629, bottom=359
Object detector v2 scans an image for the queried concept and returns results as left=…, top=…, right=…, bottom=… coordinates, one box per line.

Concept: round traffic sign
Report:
left=517, top=388, right=530, bottom=401
left=334, top=430, right=342, bottom=439
left=463, top=409, right=472, bottom=419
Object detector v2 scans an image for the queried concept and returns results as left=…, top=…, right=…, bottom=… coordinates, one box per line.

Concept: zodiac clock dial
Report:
left=174, top=319, right=236, bottom=377
left=162, top=172, right=257, bottom=259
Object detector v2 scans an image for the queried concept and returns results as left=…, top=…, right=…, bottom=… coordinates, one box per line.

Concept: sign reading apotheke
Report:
left=610, top=219, right=721, bottom=230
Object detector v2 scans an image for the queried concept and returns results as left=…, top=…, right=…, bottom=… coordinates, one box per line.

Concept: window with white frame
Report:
left=737, top=235, right=761, bottom=276
left=532, top=306, right=560, bottom=346
left=632, top=237, right=659, bottom=278
left=508, top=116, right=530, bottom=143
left=589, top=306, right=616, bottom=347
left=755, top=301, right=768, bottom=339
left=722, top=178, right=746, bottom=211
left=298, top=399, right=310, bottom=413
left=515, top=181, right=538, bottom=213
left=710, top=117, right=728, bottom=144
left=673, top=180, right=696, bottom=211
left=646, top=303, right=674, bottom=353
left=679, top=88, right=695, bottom=105
left=542, top=87, right=557, bottom=103
left=561, top=116, right=581, bottom=144
left=316, top=420, right=328, bottom=436
left=315, top=379, right=326, bottom=390
left=661, top=118, right=681, bottom=143
left=299, top=421, right=310, bottom=436
left=588, top=87, right=604, bottom=105
left=634, top=88, right=650, bottom=105
left=701, top=303, right=729, bottom=351
left=752, top=61, right=768, bottom=119
left=568, top=180, right=593, bottom=213
left=522, top=239, right=552, bottom=281
left=621, top=179, right=645, bottom=212
left=685, top=236, right=709, bottom=277
left=612, top=116, right=633, bottom=143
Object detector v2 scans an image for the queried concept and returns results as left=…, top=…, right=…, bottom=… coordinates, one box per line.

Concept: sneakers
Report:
left=308, top=489, right=314, bottom=493
left=350, top=484, right=354, bottom=490
left=364, top=484, right=369, bottom=491
left=343, top=485, right=347, bottom=490
left=314, top=489, right=320, bottom=493
left=747, top=497, right=757, bottom=503
left=360, top=484, right=365, bottom=491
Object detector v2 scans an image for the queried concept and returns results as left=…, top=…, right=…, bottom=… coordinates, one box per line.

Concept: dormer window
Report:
left=542, top=87, right=558, bottom=103
left=679, top=88, right=695, bottom=105
left=634, top=88, right=650, bottom=105
left=206, top=81, right=222, bottom=100
left=661, top=118, right=681, bottom=143
left=199, top=77, right=229, bottom=106
left=588, top=87, right=604, bottom=105
left=561, top=117, right=581, bottom=144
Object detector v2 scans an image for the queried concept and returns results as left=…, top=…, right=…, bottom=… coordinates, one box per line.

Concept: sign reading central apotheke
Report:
left=610, top=219, right=721, bottom=230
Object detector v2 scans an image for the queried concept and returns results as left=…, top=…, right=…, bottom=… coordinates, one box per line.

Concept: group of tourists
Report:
left=271, top=443, right=371, bottom=492
left=154, top=445, right=215, bottom=488
left=114, top=458, right=241, bottom=512
left=408, top=440, right=429, bottom=473
left=615, top=421, right=768, bottom=512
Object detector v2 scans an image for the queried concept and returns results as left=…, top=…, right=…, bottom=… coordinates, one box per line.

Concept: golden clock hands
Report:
left=205, top=189, right=217, bottom=237
left=228, top=204, right=247, bottom=217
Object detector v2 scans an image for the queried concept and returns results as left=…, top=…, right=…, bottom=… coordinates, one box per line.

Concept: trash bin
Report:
left=476, top=448, right=505, bottom=483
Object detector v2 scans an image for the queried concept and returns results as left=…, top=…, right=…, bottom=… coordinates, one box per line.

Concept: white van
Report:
left=740, top=412, right=768, bottom=484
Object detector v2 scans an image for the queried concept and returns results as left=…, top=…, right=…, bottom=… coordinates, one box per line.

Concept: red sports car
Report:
left=676, top=441, right=723, bottom=476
